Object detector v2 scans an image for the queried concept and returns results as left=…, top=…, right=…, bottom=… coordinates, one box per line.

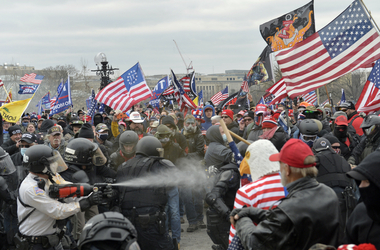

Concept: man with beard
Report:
left=348, top=114, right=380, bottom=166
left=129, top=111, right=148, bottom=139
left=230, top=139, right=340, bottom=250
left=44, top=125, right=67, bottom=157
left=344, top=149, right=380, bottom=248
left=331, top=116, right=360, bottom=160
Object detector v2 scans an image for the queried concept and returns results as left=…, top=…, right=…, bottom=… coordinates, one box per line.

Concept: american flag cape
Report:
left=356, top=59, right=380, bottom=113
left=95, top=62, right=152, bottom=112
left=211, top=86, right=229, bottom=105
left=276, top=0, right=380, bottom=99
left=20, top=73, right=44, bottom=84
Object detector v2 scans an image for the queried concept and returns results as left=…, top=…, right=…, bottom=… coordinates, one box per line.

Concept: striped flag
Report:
left=0, top=79, right=3, bottom=88
left=20, top=73, right=44, bottom=84
left=321, top=99, right=329, bottom=107
left=266, top=78, right=287, bottom=105
left=171, top=70, right=197, bottom=112
left=276, top=0, right=380, bottom=99
left=356, top=59, right=380, bottom=113
left=95, top=62, right=152, bottom=112
left=50, top=95, right=57, bottom=109
left=180, top=75, right=190, bottom=91
left=210, top=86, right=229, bottom=105
left=218, top=92, right=238, bottom=109
left=301, top=90, right=317, bottom=105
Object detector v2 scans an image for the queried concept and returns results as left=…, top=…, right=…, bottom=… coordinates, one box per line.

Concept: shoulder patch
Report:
left=34, top=186, right=45, bottom=195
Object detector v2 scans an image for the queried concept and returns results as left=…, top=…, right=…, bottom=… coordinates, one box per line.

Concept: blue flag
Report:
left=341, top=89, right=346, bottom=103
left=50, top=78, right=72, bottom=116
left=87, top=90, right=97, bottom=117
left=36, top=100, right=43, bottom=115
left=258, top=97, right=265, bottom=105
left=57, top=80, right=63, bottom=95
left=150, top=76, right=170, bottom=108
left=18, top=84, right=39, bottom=94
left=41, top=92, right=51, bottom=110
left=97, top=103, right=105, bottom=113
left=198, top=90, right=203, bottom=106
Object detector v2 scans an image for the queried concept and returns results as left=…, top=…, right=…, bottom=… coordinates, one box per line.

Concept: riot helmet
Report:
left=78, top=212, right=139, bottom=250
left=336, top=101, right=356, bottom=111
left=0, top=147, right=16, bottom=176
left=135, top=136, right=164, bottom=157
left=119, top=131, right=139, bottom=158
left=23, top=145, right=68, bottom=176
left=360, top=114, right=380, bottom=139
left=64, top=138, right=107, bottom=166
left=155, top=124, right=173, bottom=145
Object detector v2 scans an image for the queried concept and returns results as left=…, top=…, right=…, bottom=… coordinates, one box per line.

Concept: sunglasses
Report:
left=20, top=145, right=31, bottom=148
left=332, top=146, right=340, bottom=149
left=221, top=116, right=230, bottom=119
left=244, top=118, right=253, bottom=122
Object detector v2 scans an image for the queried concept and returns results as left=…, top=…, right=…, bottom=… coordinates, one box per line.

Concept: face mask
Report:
left=184, top=125, right=196, bottom=133
left=222, top=134, right=228, bottom=142
left=159, top=137, right=170, bottom=144
left=20, top=148, right=27, bottom=156
left=333, top=127, right=347, bottom=139
left=98, top=134, right=108, bottom=141
left=255, top=116, right=263, bottom=126
left=360, top=183, right=380, bottom=222
left=22, top=122, right=29, bottom=127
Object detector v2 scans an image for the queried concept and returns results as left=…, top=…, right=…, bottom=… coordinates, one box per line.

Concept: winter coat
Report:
left=247, top=124, right=263, bottom=142
left=227, top=121, right=240, bottom=144
left=348, top=133, right=380, bottom=165
left=203, top=105, right=215, bottom=131
left=2, top=139, right=19, bottom=156
left=183, top=126, right=205, bottom=161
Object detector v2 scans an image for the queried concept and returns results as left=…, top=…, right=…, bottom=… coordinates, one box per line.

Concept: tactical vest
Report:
left=118, top=157, right=167, bottom=210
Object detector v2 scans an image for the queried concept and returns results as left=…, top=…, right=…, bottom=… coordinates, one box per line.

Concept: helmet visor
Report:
left=47, top=151, right=68, bottom=174
left=92, top=147, right=107, bottom=166
left=0, top=154, right=16, bottom=176
left=301, top=133, right=317, bottom=142
left=364, top=125, right=377, bottom=136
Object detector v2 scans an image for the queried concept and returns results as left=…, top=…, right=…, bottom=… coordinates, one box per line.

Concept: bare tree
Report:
left=79, top=58, right=90, bottom=92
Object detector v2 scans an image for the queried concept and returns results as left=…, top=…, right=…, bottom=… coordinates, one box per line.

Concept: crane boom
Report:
left=173, top=40, right=192, bottom=74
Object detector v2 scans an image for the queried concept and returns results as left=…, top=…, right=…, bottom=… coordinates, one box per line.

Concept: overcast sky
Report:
left=2, top=0, right=380, bottom=77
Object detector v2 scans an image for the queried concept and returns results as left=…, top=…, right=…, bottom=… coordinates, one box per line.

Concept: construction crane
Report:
left=173, top=40, right=193, bottom=74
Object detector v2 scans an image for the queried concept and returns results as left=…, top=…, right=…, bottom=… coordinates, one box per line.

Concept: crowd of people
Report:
left=0, top=98, right=379, bottom=250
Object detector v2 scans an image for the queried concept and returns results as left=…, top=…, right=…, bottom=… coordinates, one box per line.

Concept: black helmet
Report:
left=237, top=140, right=253, bottom=157
left=360, top=114, right=380, bottom=138
left=337, top=101, right=356, bottom=111
left=64, top=138, right=107, bottom=166
left=119, top=131, right=139, bottom=158
left=0, top=147, right=16, bottom=176
left=23, top=145, right=67, bottom=175
left=312, top=138, right=332, bottom=153
left=78, top=211, right=139, bottom=250
left=299, top=119, right=321, bottom=135
left=135, top=136, right=164, bottom=157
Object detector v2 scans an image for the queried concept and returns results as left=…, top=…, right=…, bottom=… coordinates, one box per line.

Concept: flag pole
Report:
left=360, top=0, right=380, bottom=33
left=3, top=86, right=12, bottom=103
left=317, top=88, right=320, bottom=106
left=325, top=85, right=331, bottom=106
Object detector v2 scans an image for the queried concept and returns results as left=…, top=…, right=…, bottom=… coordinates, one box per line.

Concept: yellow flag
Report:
left=193, top=96, right=199, bottom=107
left=0, top=96, right=34, bottom=122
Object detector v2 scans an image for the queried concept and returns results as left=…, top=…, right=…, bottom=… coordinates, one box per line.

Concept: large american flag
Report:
left=356, top=59, right=380, bottom=113
left=266, top=78, right=287, bottom=104
left=20, top=73, right=44, bottom=84
left=276, top=0, right=380, bottom=99
left=301, top=90, right=317, bottom=105
left=171, top=70, right=197, bottom=112
left=180, top=75, right=190, bottom=91
left=96, top=62, right=152, bottom=112
left=210, top=86, right=229, bottom=105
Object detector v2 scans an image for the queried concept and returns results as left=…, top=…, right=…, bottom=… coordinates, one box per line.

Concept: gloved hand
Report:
left=79, top=191, right=103, bottom=211
left=103, top=185, right=115, bottom=199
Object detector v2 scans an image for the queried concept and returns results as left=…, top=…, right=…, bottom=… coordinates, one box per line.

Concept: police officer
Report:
left=78, top=212, right=140, bottom=250
left=17, top=145, right=108, bottom=250
left=115, top=136, right=175, bottom=250
left=110, top=131, right=139, bottom=171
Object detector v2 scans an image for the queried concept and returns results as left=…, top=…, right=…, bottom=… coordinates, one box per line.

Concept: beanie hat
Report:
left=78, top=123, right=94, bottom=139
left=246, top=111, right=255, bottom=120
left=272, top=111, right=281, bottom=120
left=192, top=109, right=205, bottom=123
left=9, top=125, right=22, bottom=136
left=222, top=109, right=234, bottom=120
left=162, top=116, right=176, bottom=128
left=323, top=134, right=340, bottom=145
left=262, top=116, right=278, bottom=129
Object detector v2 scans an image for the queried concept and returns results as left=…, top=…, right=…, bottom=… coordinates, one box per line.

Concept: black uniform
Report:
left=205, top=163, right=240, bottom=250
left=116, top=155, right=175, bottom=250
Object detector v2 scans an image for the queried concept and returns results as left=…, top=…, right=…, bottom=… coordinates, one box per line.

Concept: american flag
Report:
left=20, top=73, right=44, bottom=84
left=266, top=78, right=287, bottom=105
left=50, top=95, right=57, bottom=109
left=172, top=70, right=197, bottom=112
left=180, top=75, right=190, bottom=91
left=276, top=0, right=380, bottom=99
left=301, top=90, right=317, bottom=105
left=356, top=59, right=380, bottom=113
left=87, top=90, right=97, bottom=117
left=96, top=62, right=152, bottom=112
left=162, top=86, right=174, bottom=95
left=321, top=99, right=329, bottom=107
left=218, top=92, right=238, bottom=109
left=211, top=86, right=229, bottom=105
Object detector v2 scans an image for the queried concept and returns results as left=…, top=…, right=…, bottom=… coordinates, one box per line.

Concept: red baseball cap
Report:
left=222, top=109, right=234, bottom=120
left=255, top=104, right=267, bottom=115
left=335, top=115, right=348, bottom=126
left=269, top=139, right=316, bottom=168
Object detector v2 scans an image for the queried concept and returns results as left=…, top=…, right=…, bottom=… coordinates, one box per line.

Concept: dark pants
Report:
left=29, top=243, right=63, bottom=250
left=134, top=223, right=174, bottom=250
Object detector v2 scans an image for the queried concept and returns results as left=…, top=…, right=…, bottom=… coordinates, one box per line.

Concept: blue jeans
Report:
left=165, top=187, right=181, bottom=243
left=180, top=187, right=199, bottom=225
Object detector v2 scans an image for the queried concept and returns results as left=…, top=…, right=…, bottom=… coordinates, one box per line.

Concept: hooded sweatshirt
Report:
left=204, top=125, right=232, bottom=167
left=203, top=105, right=215, bottom=131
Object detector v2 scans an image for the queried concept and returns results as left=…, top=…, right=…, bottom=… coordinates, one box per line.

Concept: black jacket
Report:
left=348, top=132, right=380, bottom=165
left=183, top=127, right=205, bottom=161
left=227, top=121, right=240, bottom=144
left=2, top=139, right=19, bottom=156
left=234, top=177, right=340, bottom=250
left=344, top=202, right=380, bottom=248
